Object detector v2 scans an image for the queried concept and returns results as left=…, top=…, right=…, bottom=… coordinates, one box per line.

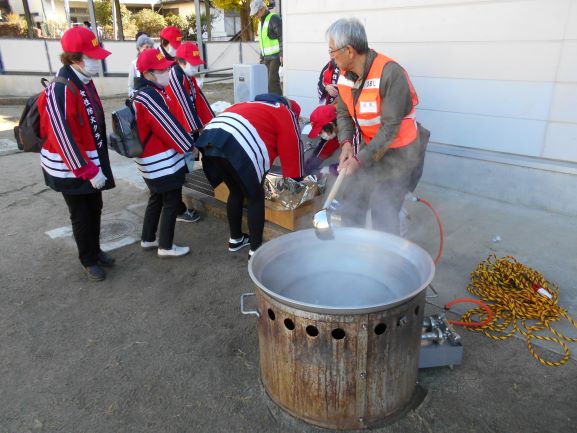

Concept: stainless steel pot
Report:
left=248, top=227, right=435, bottom=315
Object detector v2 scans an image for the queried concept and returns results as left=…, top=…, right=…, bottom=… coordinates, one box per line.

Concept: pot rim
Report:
left=248, top=228, right=435, bottom=315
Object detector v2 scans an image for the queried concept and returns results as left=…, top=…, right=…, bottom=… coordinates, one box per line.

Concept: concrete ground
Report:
left=1, top=85, right=576, bottom=433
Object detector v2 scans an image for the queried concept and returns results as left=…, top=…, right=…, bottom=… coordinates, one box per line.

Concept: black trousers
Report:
left=62, top=192, right=103, bottom=267
left=203, top=156, right=265, bottom=251
left=141, top=187, right=182, bottom=250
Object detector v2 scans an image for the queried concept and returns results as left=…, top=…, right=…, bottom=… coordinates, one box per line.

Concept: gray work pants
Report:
left=264, top=57, right=282, bottom=96
left=340, top=124, right=429, bottom=235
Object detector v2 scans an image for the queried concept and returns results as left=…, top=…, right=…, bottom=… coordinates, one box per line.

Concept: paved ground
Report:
left=1, top=83, right=576, bottom=432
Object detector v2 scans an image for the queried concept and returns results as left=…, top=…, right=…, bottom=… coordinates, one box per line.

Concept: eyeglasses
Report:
left=328, top=46, right=346, bottom=56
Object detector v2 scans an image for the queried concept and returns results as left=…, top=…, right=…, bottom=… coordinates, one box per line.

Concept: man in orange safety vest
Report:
left=326, top=17, right=430, bottom=235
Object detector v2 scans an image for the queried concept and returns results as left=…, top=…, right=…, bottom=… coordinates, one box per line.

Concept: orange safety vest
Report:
left=337, top=53, right=419, bottom=149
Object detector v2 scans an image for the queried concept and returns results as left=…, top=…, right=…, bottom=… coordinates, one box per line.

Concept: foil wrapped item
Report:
left=264, top=173, right=325, bottom=211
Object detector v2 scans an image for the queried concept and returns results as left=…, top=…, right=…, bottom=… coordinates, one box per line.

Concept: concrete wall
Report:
left=0, top=74, right=128, bottom=96
left=283, top=0, right=577, bottom=163
left=0, top=38, right=259, bottom=78
left=205, top=41, right=260, bottom=71
left=282, top=0, right=577, bottom=215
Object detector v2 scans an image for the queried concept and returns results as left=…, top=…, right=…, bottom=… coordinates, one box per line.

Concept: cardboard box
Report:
left=213, top=183, right=322, bottom=231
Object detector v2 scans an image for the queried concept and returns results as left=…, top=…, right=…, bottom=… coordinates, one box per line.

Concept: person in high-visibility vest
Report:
left=326, top=17, right=430, bottom=235
left=250, top=0, right=283, bottom=95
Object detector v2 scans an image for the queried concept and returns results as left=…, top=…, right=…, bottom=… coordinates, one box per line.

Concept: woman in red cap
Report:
left=304, top=104, right=341, bottom=174
left=166, top=41, right=214, bottom=140
left=165, top=42, right=215, bottom=208
left=37, top=26, right=115, bottom=282
left=195, top=94, right=304, bottom=258
left=159, top=25, right=183, bottom=61
left=132, top=48, right=196, bottom=258
left=158, top=25, right=203, bottom=224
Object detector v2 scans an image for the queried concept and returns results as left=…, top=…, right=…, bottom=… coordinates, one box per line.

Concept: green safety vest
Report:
left=258, top=13, right=280, bottom=56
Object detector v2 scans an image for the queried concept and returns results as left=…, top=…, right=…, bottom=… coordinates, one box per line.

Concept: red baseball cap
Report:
left=61, top=26, right=111, bottom=59
left=175, top=42, right=205, bottom=66
left=160, top=26, right=183, bottom=49
left=136, top=48, right=174, bottom=73
left=308, top=105, right=336, bottom=138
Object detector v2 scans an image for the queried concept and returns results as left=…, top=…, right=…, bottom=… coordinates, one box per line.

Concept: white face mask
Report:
left=166, top=44, right=177, bottom=57
left=82, top=56, right=100, bottom=77
left=153, top=70, right=171, bottom=88
left=183, top=62, right=199, bottom=77
left=320, top=131, right=336, bottom=141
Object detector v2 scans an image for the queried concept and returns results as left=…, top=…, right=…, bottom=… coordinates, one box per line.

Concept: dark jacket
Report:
left=38, top=65, right=115, bottom=194
left=132, top=77, right=195, bottom=193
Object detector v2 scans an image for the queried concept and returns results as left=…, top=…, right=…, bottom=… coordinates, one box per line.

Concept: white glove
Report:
left=278, top=65, right=284, bottom=82
left=325, top=84, right=339, bottom=97
left=90, top=169, right=107, bottom=190
left=183, top=151, right=194, bottom=172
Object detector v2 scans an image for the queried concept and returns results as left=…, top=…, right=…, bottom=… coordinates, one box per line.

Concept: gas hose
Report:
left=446, top=254, right=577, bottom=367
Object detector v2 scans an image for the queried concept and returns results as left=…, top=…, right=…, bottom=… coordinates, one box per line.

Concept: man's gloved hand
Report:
left=90, top=169, right=107, bottom=190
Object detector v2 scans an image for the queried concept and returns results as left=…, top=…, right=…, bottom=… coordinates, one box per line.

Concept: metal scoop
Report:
left=313, top=167, right=347, bottom=239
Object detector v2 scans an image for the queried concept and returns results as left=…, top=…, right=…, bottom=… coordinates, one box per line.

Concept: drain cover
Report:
left=100, top=219, right=137, bottom=243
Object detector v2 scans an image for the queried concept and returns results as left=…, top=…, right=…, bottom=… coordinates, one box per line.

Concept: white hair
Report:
left=326, top=18, right=369, bottom=54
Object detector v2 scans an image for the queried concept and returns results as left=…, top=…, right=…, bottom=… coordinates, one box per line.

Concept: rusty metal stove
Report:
left=242, top=227, right=435, bottom=430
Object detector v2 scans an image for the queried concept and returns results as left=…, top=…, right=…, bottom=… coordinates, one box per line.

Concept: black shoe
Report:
left=176, top=208, right=201, bottom=223
left=97, top=251, right=115, bottom=267
left=228, top=234, right=250, bottom=252
left=84, top=265, right=106, bottom=282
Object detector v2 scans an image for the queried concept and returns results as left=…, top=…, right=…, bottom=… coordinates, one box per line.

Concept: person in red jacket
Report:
left=132, top=48, right=196, bottom=258
left=196, top=94, right=304, bottom=258
left=38, top=26, right=115, bottom=282
left=159, top=25, right=182, bottom=61
left=166, top=42, right=214, bottom=137
left=317, top=59, right=340, bottom=105
left=304, top=104, right=340, bottom=174
left=158, top=25, right=203, bottom=224
left=165, top=41, right=215, bottom=213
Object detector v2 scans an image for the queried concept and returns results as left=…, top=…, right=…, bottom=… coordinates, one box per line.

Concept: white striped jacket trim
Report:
left=40, top=148, right=100, bottom=178
left=169, top=68, right=200, bottom=132
left=204, top=111, right=271, bottom=181
left=133, top=91, right=191, bottom=153
left=45, top=82, right=84, bottom=170
left=134, top=148, right=185, bottom=179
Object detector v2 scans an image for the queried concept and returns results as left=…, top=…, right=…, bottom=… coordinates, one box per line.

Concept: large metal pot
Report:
left=244, top=228, right=435, bottom=429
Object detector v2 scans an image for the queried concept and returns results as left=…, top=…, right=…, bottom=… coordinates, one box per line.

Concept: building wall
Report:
left=282, top=0, right=577, bottom=166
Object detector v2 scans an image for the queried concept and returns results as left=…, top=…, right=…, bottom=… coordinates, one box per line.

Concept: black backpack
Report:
left=14, top=77, right=80, bottom=153
left=108, top=89, right=151, bottom=158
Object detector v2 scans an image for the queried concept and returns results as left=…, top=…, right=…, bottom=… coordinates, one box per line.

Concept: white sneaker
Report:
left=141, top=240, right=159, bottom=251
left=157, top=244, right=190, bottom=258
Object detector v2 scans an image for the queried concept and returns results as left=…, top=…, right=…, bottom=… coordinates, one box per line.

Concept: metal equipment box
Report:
left=233, top=64, right=268, bottom=103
